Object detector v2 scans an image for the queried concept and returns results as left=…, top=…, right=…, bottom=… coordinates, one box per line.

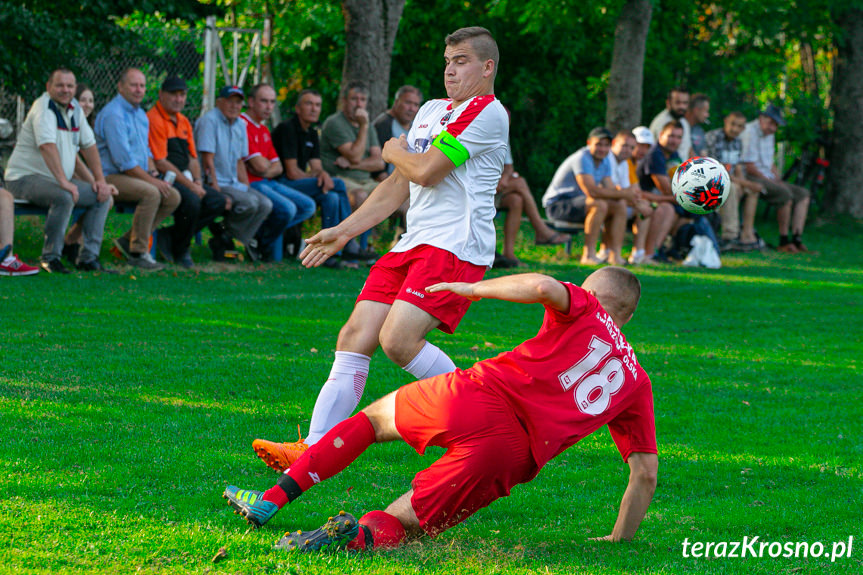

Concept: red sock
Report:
left=346, top=510, right=407, bottom=551
left=262, top=484, right=289, bottom=508
left=286, top=412, right=376, bottom=492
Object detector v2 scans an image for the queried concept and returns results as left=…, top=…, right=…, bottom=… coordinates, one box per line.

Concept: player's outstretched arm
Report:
left=300, top=170, right=411, bottom=267
left=426, top=273, right=570, bottom=311
left=590, top=452, right=658, bottom=542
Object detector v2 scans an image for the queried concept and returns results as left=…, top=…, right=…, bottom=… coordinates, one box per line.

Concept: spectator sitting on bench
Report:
left=195, top=86, right=272, bottom=262
left=96, top=67, right=181, bottom=271
left=272, top=89, right=372, bottom=267
left=494, top=141, right=569, bottom=268
left=704, top=111, right=763, bottom=252
left=147, top=76, right=227, bottom=268
left=61, top=83, right=98, bottom=264
left=542, top=127, right=635, bottom=266
left=241, top=83, right=314, bottom=261
left=5, top=68, right=117, bottom=273
left=741, top=104, right=811, bottom=254
left=606, top=130, right=654, bottom=265
left=0, top=187, right=39, bottom=275
left=320, top=81, right=385, bottom=243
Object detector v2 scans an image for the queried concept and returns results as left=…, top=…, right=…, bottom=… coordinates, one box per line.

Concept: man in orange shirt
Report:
left=147, top=76, right=226, bottom=267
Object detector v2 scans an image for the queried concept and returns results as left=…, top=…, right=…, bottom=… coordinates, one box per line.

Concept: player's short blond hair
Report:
left=445, top=27, right=499, bottom=77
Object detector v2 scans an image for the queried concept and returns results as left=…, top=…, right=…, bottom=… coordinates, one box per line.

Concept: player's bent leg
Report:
left=379, top=300, right=447, bottom=371
left=252, top=301, right=392, bottom=470
left=361, top=391, right=402, bottom=442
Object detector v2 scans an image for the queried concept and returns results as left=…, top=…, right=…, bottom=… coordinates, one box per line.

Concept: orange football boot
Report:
left=253, top=425, right=309, bottom=472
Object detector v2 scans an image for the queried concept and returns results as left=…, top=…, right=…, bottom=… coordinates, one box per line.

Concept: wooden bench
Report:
left=545, top=219, right=584, bottom=256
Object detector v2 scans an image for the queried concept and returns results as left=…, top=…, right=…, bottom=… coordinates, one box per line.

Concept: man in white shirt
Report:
left=741, top=104, right=811, bottom=253
left=5, top=69, right=116, bottom=273
left=248, top=26, right=509, bottom=472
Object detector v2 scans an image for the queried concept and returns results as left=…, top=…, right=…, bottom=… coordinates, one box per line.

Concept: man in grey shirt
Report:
left=195, top=85, right=272, bottom=261
left=649, top=86, right=692, bottom=160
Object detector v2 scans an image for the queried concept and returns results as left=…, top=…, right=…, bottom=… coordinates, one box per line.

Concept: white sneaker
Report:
left=628, top=249, right=646, bottom=265
left=595, top=248, right=609, bottom=263
left=127, top=252, right=164, bottom=271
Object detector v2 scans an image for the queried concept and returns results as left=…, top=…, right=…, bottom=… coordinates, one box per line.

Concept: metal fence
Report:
left=0, top=17, right=264, bottom=173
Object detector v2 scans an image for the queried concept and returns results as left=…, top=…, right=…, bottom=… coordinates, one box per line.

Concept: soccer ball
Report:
left=671, top=156, right=731, bottom=214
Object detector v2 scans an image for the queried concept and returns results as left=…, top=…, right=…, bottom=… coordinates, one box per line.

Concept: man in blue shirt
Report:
left=542, top=127, right=636, bottom=265
left=195, top=86, right=272, bottom=262
left=96, top=67, right=181, bottom=270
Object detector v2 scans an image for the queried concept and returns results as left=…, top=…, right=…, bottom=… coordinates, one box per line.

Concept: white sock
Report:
left=403, top=341, right=456, bottom=380
left=306, top=351, right=371, bottom=445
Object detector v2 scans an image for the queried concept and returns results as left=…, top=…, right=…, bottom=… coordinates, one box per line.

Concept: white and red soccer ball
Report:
left=672, top=156, right=731, bottom=215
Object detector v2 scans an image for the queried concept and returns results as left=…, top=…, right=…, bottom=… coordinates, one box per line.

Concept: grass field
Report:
left=1, top=215, right=861, bottom=574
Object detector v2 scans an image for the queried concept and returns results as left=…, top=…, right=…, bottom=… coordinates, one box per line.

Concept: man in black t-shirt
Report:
left=273, top=90, right=371, bottom=263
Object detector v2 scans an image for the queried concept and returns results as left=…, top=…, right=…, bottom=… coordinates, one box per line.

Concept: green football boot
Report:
left=222, top=485, right=278, bottom=528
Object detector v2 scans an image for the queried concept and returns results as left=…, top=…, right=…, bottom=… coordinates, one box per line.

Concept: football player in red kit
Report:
left=224, top=266, right=658, bottom=551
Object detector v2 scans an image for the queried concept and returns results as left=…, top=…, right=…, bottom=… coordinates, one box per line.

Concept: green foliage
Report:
left=0, top=0, right=219, bottom=96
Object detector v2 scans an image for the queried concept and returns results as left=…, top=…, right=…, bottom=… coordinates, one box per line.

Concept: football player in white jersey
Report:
left=249, top=27, right=509, bottom=473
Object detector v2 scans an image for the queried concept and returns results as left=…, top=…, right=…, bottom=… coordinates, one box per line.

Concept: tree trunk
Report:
left=605, top=0, right=652, bottom=132
left=825, top=7, right=863, bottom=217
left=341, top=0, right=405, bottom=120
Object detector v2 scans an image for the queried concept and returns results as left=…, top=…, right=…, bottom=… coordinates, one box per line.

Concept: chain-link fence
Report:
left=0, top=20, right=268, bottom=176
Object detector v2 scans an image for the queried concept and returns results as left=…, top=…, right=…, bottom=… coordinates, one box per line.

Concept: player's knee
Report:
left=378, top=330, right=418, bottom=367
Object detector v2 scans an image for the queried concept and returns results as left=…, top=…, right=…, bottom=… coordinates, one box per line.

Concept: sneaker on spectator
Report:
left=112, top=237, right=132, bottom=260
left=127, top=252, right=164, bottom=271
left=777, top=243, right=798, bottom=254
left=718, top=238, right=738, bottom=253
left=628, top=249, right=646, bottom=265
left=40, top=258, right=70, bottom=274
left=62, top=242, right=80, bottom=265
left=245, top=239, right=262, bottom=263
left=595, top=248, right=609, bottom=263
left=175, top=250, right=194, bottom=269
left=0, top=255, right=40, bottom=276
left=76, top=259, right=117, bottom=273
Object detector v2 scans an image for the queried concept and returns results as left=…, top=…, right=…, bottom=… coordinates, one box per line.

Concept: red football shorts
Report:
left=357, top=244, right=486, bottom=334
left=394, top=370, right=541, bottom=537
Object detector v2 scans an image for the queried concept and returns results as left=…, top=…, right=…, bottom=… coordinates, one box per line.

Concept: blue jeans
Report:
left=277, top=177, right=350, bottom=229
left=251, top=179, right=316, bottom=256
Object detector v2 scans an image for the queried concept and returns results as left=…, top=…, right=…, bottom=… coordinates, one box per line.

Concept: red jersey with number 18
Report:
left=469, top=282, right=656, bottom=467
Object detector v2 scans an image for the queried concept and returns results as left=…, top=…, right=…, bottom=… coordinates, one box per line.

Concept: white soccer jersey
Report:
left=390, top=96, right=508, bottom=267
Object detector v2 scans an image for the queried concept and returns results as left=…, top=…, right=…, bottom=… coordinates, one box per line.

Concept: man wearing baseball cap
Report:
left=147, top=76, right=227, bottom=267
left=542, top=127, right=638, bottom=265
left=741, top=103, right=811, bottom=253
left=195, top=85, right=273, bottom=261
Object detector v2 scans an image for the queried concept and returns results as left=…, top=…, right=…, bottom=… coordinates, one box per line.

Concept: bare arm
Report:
left=282, top=157, right=310, bottom=181
left=336, top=110, right=370, bottom=164
left=744, top=161, right=769, bottom=180
left=299, top=170, right=410, bottom=267
left=426, top=273, right=571, bottom=312
left=237, top=159, right=249, bottom=185
left=343, top=146, right=385, bottom=173
left=382, top=135, right=456, bottom=188
left=648, top=174, right=675, bottom=200
left=591, top=452, right=658, bottom=542
left=246, top=155, right=283, bottom=179
left=200, top=152, right=220, bottom=191
left=576, top=174, right=639, bottom=202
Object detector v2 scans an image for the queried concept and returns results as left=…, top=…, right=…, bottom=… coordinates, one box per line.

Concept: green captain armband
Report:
left=432, top=130, right=470, bottom=167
